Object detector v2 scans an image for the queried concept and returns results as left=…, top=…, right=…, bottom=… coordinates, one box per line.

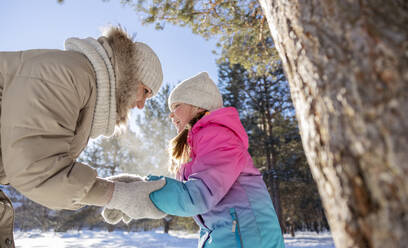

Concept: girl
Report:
left=147, top=72, right=285, bottom=248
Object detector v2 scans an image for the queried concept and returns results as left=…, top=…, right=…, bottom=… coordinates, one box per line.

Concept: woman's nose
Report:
left=136, top=99, right=146, bottom=109
left=169, top=112, right=174, bottom=118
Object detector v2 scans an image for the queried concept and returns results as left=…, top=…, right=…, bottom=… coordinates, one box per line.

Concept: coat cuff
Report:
left=80, top=177, right=114, bottom=206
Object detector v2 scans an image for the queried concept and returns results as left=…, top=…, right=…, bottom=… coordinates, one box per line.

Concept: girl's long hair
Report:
left=169, top=111, right=208, bottom=174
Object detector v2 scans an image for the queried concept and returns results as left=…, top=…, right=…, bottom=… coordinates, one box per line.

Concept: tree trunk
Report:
left=261, top=107, right=284, bottom=231
left=257, top=76, right=285, bottom=231
left=259, top=1, right=408, bottom=247
left=264, top=78, right=285, bottom=232
left=163, top=218, right=170, bottom=234
left=163, top=216, right=173, bottom=234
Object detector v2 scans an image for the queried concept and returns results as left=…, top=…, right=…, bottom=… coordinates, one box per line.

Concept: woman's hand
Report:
left=104, top=175, right=167, bottom=221
left=101, top=173, right=145, bottom=224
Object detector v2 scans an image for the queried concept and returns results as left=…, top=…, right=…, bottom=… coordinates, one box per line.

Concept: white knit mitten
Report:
left=101, top=208, right=125, bottom=225
left=105, top=179, right=166, bottom=220
left=101, top=174, right=144, bottom=224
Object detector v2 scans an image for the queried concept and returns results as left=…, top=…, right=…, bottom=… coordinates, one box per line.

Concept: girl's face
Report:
left=169, top=103, right=198, bottom=133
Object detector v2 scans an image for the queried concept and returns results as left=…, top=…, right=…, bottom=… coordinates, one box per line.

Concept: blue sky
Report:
left=0, top=0, right=219, bottom=86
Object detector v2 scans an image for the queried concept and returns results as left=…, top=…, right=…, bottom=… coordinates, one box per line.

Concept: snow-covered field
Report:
left=14, top=230, right=335, bottom=248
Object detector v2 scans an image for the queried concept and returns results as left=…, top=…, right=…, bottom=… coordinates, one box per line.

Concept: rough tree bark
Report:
left=259, top=1, right=408, bottom=247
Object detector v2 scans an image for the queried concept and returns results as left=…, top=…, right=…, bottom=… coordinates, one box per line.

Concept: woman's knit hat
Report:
left=133, top=42, right=163, bottom=96
left=168, top=72, right=223, bottom=111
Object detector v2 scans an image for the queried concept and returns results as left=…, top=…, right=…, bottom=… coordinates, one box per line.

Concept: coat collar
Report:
left=65, top=37, right=116, bottom=138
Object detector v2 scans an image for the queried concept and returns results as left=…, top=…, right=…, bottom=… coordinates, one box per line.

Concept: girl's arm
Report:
left=150, top=125, right=246, bottom=216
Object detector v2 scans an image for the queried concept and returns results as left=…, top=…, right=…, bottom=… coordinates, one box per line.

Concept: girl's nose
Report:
left=169, top=112, right=174, bottom=118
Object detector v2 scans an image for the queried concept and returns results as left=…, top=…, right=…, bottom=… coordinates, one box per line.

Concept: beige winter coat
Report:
left=0, top=49, right=98, bottom=210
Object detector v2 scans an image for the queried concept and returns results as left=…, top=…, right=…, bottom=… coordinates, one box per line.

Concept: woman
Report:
left=0, top=26, right=163, bottom=246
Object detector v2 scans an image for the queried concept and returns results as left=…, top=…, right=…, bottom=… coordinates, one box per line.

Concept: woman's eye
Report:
left=144, top=88, right=152, bottom=97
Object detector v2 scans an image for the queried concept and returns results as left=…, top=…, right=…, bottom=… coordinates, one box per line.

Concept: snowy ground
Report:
left=14, top=230, right=335, bottom=248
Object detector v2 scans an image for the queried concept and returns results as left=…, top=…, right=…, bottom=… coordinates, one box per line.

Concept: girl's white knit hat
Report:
left=168, top=72, right=223, bottom=111
left=133, top=42, right=163, bottom=96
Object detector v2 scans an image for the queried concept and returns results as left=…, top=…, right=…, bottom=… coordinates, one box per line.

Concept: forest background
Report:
left=1, top=0, right=328, bottom=237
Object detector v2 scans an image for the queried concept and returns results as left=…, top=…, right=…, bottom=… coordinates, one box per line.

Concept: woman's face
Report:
left=131, top=83, right=153, bottom=109
left=169, top=103, right=198, bottom=133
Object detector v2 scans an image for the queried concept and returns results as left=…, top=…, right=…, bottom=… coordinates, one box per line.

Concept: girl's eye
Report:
left=144, top=89, right=149, bottom=94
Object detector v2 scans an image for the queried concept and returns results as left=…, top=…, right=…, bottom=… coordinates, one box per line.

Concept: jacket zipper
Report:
left=230, top=208, right=244, bottom=248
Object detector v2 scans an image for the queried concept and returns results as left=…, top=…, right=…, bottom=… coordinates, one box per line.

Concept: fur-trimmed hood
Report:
left=100, top=27, right=139, bottom=126
left=100, top=27, right=163, bottom=126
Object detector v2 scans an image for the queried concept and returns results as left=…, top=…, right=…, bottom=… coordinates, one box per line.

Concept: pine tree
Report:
left=119, top=0, right=278, bottom=75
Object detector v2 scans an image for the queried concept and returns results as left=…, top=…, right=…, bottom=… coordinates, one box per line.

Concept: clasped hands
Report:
left=102, top=173, right=166, bottom=224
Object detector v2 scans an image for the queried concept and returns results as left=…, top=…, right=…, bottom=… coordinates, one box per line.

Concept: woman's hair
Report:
left=169, top=110, right=208, bottom=174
